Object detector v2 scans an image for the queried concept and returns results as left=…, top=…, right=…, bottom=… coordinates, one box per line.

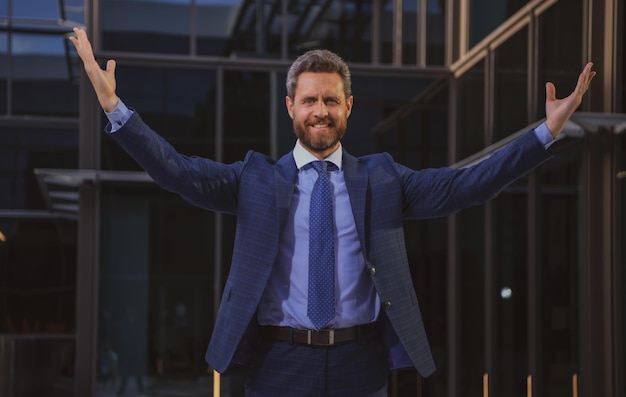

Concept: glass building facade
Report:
left=0, top=0, right=624, bottom=396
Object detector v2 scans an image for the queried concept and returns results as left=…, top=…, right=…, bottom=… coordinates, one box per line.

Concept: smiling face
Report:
left=286, top=72, right=353, bottom=160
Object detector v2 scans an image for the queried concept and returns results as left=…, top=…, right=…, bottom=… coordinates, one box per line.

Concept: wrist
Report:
left=100, top=95, right=119, bottom=113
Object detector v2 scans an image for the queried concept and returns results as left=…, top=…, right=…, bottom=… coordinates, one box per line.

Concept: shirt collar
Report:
left=292, top=139, right=343, bottom=170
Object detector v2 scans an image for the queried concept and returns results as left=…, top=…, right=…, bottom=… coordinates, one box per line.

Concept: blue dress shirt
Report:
left=256, top=140, right=380, bottom=329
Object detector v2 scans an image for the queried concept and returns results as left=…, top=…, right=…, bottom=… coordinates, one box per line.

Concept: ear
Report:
left=345, top=95, right=354, bottom=118
left=286, top=96, right=295, bottom=119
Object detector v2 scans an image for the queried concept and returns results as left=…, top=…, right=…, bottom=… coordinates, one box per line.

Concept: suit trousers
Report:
left=244, top=333, right=388, bottom=397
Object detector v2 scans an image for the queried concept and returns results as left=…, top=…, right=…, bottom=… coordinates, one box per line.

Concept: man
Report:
left=70, top=27, right=595, bottom=396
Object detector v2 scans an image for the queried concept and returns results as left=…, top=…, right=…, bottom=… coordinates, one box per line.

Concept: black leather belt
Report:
left=260, top=323, right=379, bottom=346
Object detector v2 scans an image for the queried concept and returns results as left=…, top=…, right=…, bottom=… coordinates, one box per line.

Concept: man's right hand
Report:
left=69, top=27, right=119, bottom=113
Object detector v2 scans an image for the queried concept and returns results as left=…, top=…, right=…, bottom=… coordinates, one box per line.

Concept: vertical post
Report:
left=527, top=171, right=541, bottom=395
left=581, top=128, right=616, bottom=396
left=483, top=373, right=488, bottom=397
left=75, top=1, right=101, bottom=395
left=213, top=370, right=220, bottom=397
left=446, top=214, right=459, bottom=397
left=392, top=0, right=403, bottom=65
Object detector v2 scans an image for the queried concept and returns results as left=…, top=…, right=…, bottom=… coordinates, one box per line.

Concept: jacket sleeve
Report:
left=107, top=111, right=245, bottom=215
left=397, top=129, right=552, bottom=219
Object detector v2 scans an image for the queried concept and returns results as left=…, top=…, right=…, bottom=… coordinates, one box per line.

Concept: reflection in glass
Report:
left=401, top=0, right=445, bottom=65
left=0, top=219, right=76, bottom=334
left=470, top=0, right=528, bottom=46
left=0, top=32, right=6, bottom=113
left=495, top=188, right=529, bottom=395
left=537, top=0, right=583, bottom=120
left=494, top=27, right=528, bottom=141
left=539, top=158, right=581, bottom=396
left=223, top=70, right=270, bottom=161
left=98, top=186, right=216, bottom=396
left=104, top=66, right=217, bottom=171
left=11, top=33, right=79, bottom=116
left=458, top=205, right=485, bottom=395
left=101, top=0, right=191, bottom=54
left=11, top=0, right=62, bottom=19
left=372, top=76, right=448, bottom=395
left=197, top=0, right=266, bottom=57
left=61, top=0, right=85, bottom=24
left=0, top=336, right=75, bottom=396
left=457, top=61, right=485, bottom=159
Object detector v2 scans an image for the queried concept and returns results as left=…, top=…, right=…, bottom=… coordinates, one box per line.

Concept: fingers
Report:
left=546, top=62, right=596, bottom=102
left=576, top=62, right=596, bottom=94
left=545, top=82, right=556, bottom=102
left=106, top=59, right=116, bottom=75
left=69, top=27, right=94, bottom=62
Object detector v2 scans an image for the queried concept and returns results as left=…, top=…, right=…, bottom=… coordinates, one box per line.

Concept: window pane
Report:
left=223, top=70, right=270, bottom=161
left=494, top=27, right=528, bottom=141
left=98, top=185, right=216, bottom=395
left=0, top=32, right=6, bottom=114
left=457, top=61, right=485, bottom=159
left=399, top=0, right=446, bottom=65
left=0, top=124, right=78, bottom=209
left=365, top=76, right=448, bottom=395
left=101, top=0, right=191, bottom=54
left=370, top=75, right=447, bottom=167
left=11, top=33, right=79, bottom=116
left=0, top=219, right=76, bottom=333
left=537, top=0, right=583, bottom=120
left=380, top=1, right=394, bottom=64
left=197, top=0, right=269, bottom=57
left=427, top=0, right=445, bottom=66
left=281, top=0, right=372, bottom=62
left=103, top=66, right=217, bottom=170
left=470, top=0, right=529, bottom=46
left=0, top=336, right=75, bottom=396
left=402, top=0, right=418, bottom=65
left=62, top=0, right=85, bottom=24
left=0, top=218, right=77, bottom=397
left=539, top=153, right=582, bottom=396
left=404, top=216, right=448, bottom=396
left=11, top=0, right=62, bottom=18
left=458, top=205, right=485, bottom=395
left=494, top=187, right=529, bottom=395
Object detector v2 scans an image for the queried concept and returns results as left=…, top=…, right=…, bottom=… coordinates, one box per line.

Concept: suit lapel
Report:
left=274, top=152, right=298, bottom=229
left=342, top=150, right=369, bottom=254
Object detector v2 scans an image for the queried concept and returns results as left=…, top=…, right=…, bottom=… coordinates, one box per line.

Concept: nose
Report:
left=314, top=100, right=328, bottom=117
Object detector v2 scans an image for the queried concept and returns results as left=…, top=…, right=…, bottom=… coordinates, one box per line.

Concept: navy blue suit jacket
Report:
left=109, top=112, right=552, bottom=377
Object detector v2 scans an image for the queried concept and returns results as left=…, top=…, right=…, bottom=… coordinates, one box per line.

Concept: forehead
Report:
left=294, top=72, right=345, bottom=97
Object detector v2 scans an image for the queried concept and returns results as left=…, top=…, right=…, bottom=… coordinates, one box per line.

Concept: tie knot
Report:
left=311, top=161, right=335, bottom=174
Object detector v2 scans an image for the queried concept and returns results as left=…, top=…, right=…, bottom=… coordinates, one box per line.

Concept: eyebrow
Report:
left=300, top=95, right=341, bottom=102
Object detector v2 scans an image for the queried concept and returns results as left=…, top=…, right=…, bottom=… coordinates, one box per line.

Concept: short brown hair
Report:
left=286, top=49, right=352, bottom=100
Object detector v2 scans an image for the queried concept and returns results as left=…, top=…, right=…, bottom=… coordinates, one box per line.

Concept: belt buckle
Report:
left=308, top=329, right=335, bottom=346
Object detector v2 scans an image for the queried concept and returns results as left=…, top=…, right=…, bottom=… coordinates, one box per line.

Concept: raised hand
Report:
left=69, top=27, right=119, bottom=112
left=545, top=62, right=596, bottom=138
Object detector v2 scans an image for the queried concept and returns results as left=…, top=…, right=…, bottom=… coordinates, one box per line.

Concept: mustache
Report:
left=306, top=118, right=333, bottom=126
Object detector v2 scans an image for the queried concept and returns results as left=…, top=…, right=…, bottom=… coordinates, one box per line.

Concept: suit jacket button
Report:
left=384, top=301, right=392, bottom=310
left=369, top=267, right=376, bottom=276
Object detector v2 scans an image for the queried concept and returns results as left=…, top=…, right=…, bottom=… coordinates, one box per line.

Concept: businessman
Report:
left=70, top=27, right=595, bottom=396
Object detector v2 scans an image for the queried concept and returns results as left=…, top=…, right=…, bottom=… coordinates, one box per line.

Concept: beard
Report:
left=293, top=116, right=348, bottom=153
